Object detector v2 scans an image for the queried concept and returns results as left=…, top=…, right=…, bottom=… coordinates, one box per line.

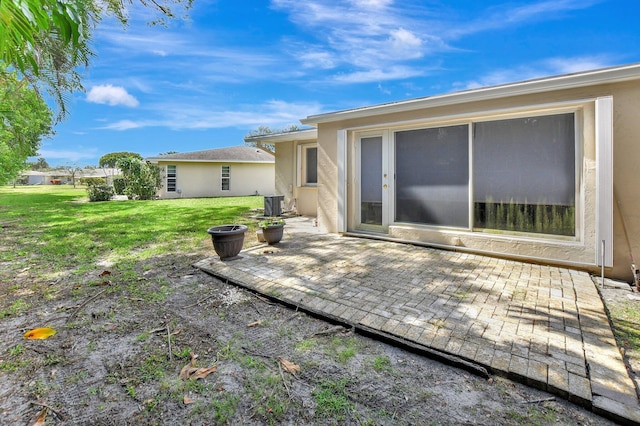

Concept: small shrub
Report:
left=113, top=177, right=126, bottom=195
left=87, top=184, right=114, bottom=202
left=81, top=177, right=106, bottom=187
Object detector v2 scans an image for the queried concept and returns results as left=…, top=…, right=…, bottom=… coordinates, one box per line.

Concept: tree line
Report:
left=0, top=0, right=193, bottom=186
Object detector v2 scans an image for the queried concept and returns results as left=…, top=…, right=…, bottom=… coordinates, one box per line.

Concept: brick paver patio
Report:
left=195, top=217, right=639, bottom=424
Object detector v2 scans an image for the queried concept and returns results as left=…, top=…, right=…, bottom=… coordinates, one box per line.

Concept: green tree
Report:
left=117, top=157, right=161, bottom=200
left=99, top=151, right=143, bottom=168
left=63, top=163, right=83, bottom=188
left=245, top=124, right=301, bottom=154
left=29, top=157, right=50, bottom=170
left=0, top=0, right=191, bottom=185
left=1, top=0, right=193, bottom=118
left=0, top=72, right=53, bottom=185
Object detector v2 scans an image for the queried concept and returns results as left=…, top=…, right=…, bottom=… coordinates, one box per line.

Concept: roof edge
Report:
left=243, top=128, right=317, bottom=143
left=146, top=159, right=274, bottom=164
left=301, top=63, right=640, bottom=126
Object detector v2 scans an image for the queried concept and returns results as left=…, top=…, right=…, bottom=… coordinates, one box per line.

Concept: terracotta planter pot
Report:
left=261, top=224, right=284, bottom=244
left=207, top=224, right=247, bottom=259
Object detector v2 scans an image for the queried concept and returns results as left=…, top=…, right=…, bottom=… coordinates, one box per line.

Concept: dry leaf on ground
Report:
left=179, top=352, right=218, bottom=380
left=278, top=357, right=300, bottom=374
left=29, top=408, right=46, bottom=426
left=24, top=327, right=56, bottom=340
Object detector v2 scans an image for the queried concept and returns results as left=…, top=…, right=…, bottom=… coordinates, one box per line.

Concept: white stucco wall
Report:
left=274, top=141, right=318, bottom=217
left=156, top=161, right=274, bottom=199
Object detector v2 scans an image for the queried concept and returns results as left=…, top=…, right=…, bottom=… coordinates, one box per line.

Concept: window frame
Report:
left=383, top=105, right=584, bottom=240
left=221, top=165, right=230, bottom=191
left=166, top=165, right=177, bottom=192
left=297, top=143, right=318, bottom=187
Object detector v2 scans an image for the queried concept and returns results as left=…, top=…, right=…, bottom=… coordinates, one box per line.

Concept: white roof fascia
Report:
left=301, top=63, right=640, bottom=126
left=147, top=159, right=273, bottom=164
left=243, top=128, right=317, bottom=144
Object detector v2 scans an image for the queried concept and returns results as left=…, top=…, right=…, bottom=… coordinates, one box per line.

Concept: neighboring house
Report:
left=20, top=168, right=119, bottom=185
left=244, top=129, right=318, bottom=216
left=272, top=63, right=640, bottom=281
left=20, top=171, right=62, bottom=185
left=147, top=146, right=275, bottom=199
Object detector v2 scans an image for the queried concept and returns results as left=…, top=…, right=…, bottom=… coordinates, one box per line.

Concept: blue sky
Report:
left=37, top=0, right=640, bottom=166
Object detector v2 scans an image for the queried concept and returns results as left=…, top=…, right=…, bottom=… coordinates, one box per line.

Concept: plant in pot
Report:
left=258, top=218, right=285, bottom=244
left=207, top=224, right=248, bottom=260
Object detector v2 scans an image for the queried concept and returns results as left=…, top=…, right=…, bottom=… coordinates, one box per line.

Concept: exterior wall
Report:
left=275, top=142, right=295, bottom=209
left=274, top=141, right=318, bottom=217
left=316, top=80, right=640, bottom=280
left=156, top=161, right=274, bottom=199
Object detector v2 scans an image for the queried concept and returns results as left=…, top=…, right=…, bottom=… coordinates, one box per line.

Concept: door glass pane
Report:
left=473, top=113, right=575, bottom=236
left=395, top=125, right=469, bottom=227
left=305, top=147, right=317, bottom=184
left=360, top=136, right=383, bottom=226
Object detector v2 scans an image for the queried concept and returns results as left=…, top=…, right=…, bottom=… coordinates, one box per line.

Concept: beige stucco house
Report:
left=147, top=146, right=275, bottom=199
left=254, top=64, right=640, bottom=281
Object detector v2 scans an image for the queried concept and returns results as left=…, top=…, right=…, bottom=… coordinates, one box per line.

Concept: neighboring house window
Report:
left=298, top=144, right=317, bottom=186
left=221, top=165, right=230, bottom=191
left=166, top=165, right=177, bottom=192
left=391, top=111, right=577, bottom=237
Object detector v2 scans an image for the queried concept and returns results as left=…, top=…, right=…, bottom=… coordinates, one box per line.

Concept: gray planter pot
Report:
left=261, top=224, right=284, bottom=245
left=207, top=224, right=247, bottom=259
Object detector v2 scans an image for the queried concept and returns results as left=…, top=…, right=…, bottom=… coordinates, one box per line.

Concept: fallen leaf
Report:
left=30, top=408, right=47, bottom=426
left=179, top=352, right=217, bottom=380
left=180, top=365, right=218, bottom=380
left=183, top=396, right=195, bottom=405
left=278, top=358, right=300, bottom=375
left=247, top=320, right=263, bottom=327
left=190, top=366, right=218, bottom=380
left=24, top=327, right=56, bottom=340
left=99, top=270, right=111, bottom=277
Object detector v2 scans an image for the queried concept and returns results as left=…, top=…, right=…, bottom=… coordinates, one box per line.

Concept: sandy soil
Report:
left=1, top=251, right=628, bottom=425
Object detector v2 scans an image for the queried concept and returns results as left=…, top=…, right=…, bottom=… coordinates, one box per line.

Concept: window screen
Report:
left=395, top=125, right=469, bottom=227
left=473, top=113, right=575, bottom=235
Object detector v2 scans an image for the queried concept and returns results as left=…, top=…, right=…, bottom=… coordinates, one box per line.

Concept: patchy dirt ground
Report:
left=0, top=252, right=629, bottom=425
left=598, top=278, right=640, bottom=393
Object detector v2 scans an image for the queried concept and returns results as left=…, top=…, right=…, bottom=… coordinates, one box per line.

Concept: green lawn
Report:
left=0, top=185, right=263, bottom=271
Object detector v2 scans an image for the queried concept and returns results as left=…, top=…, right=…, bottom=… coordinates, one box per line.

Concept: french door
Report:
left=356, top=132, right=391, bottom=232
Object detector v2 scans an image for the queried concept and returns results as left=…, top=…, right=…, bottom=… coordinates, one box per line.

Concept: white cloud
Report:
left=271, top=0, right=605, bottom=84
left=87, top=85, right=139, bottom=107
left=98, top=100, right=324, bottom=131
left=101, top=120, right=143, bottom=131
left=333, top=66, right=426, bottom=83
left=37, top=148, right=99, bottom=162
left=299, top=51, right=336, bottom=69
left=459, top=56, right=614, bottom=90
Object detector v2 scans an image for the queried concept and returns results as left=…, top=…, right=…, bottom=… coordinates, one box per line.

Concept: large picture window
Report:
left=395, top=125, right=469, bottom=227
left=358, top=109, right=579, bottom=238
left=473, top=113, right=575, bottom=236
